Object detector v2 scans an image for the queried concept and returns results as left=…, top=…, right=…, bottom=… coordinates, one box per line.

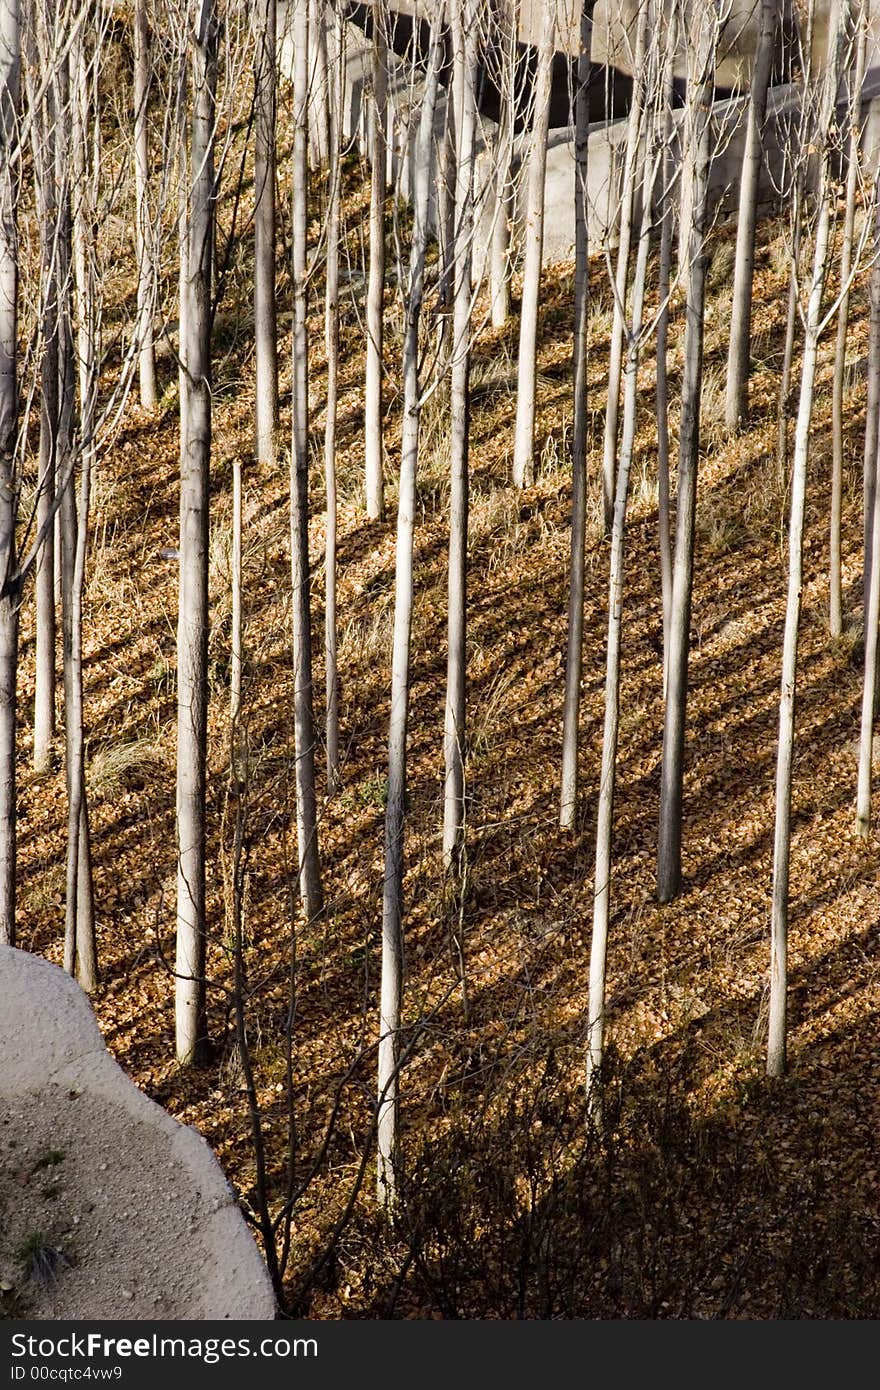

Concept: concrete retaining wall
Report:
left=287, top=11, right=880, bottom=269
left=0, top=945, right=276, bottom=1320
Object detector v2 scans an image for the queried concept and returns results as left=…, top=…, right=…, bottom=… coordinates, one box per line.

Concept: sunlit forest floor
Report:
left=15, top=177, right=880, bottom=1316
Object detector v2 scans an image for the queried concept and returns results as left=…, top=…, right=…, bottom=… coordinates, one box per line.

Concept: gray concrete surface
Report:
left=0, top=945, right=276, bottom=1320
left=284, top=8, right=880, bottom=268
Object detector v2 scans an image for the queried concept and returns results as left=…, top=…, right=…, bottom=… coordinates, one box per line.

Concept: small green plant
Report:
left=14, top=1232, right=66, bottom=1286
left=31, top=1148, right=65, bottom=1174
left=353, top=773, right=388, bottom=809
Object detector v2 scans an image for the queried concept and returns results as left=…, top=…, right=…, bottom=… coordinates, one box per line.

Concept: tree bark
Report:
left=0, top=0, right=14, bottom=948
left=830, top=3, right=867, bottom=637
left=59, top=36, right=96, bottom=993
left=560, top=0, right=594, bottom=830
left=656, top=2, right=715, bottom=905
left=176, top=0, right=217, bottom=1065
left=855, top=197, right=880, bottom=837
left=586, top=134, right=656, bottom=1122
left=442, top=0, right=477, bottom=880
left=377, top=23, right=442, bottom=1211
left=32, top=45, right=57, bottom=775
left=768, top=7, right=847, bottom=1076
left=597, top=2, right=649, bottom=530
left=133, top=0, right=157, bottom=411
left=487, top=0, right=513, bottom=329
left=253, top=0, right=277, bottom=468
left=655, top=13, right=677, bottom=690
left=724, top=0, right=777, bottom=433
left=290, top=0, right=324, bottom=923
left=511, top=5, right=555, bottom=490
left=324, top=1, right=343, bottom=794
left=364, top=0, right=387, bottom=520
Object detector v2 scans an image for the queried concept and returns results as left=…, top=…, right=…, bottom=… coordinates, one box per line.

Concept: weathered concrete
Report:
left=0, top=945, right=276, bottom=1320
left=303, top=6, right=880, bottom=268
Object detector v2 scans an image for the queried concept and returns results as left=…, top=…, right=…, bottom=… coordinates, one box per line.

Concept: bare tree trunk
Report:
left=511, top=5, right=555, bottom=490
left=776, top=218, right=801, bottom=476
left=0, top=586, right=15, bottom=945
left=253, top=0, right=277, bottom=468
left=308, top=0, right=331, bottom=170
left=324, top=1, right=343, bottom=794
left=364, top=0, right=387, bottom=520
left=435, top=74, right=456, bottom=366
left=58, top=35, right=96, bottom=992
left=864, top=254, right=880, bottom=623
left=830, top=3, right=867, bottom=638
left=856, top=202, right=880, bottom=836
left=240, top=0, right=279, bottom=730
left=176, top=0, right=217, bottom=1066
left=133, top=0, right=157, bottom=410
left=177, top=49, right=189, bottom=469
left=69, top=19, right=97, bottom=986
left=775, top=2, right=816, bottom=480
left=291, top=0, right=323, bottom=922
left=231, top=453, right=243, bottom=731
left=560, top=0, right=594, bottom=830
left=0, top=0, right=17, bottom=949
left=487, top=0, right=513, bottom=329
left=656, top=2, right=715, bottom=905
left=724, top=0, right=777, bottom=433
left=655, top=42, right=676, bottom=689
left=442, top=0, right=477, bottom=880
left=597, top=2, right=649, bottom=529
left=768, top=9, right=847, bottom=1076
left=377, top=24, right=442, bottom=1211
left=32, top=46, right=57, bottom=775
left=586, top=139, right=656, bottom=1122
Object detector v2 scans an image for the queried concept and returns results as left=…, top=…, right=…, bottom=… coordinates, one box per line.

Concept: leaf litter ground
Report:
left=11, top=202, right=880, bottom=1318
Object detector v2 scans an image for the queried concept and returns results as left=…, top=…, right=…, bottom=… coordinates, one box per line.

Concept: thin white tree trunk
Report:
left=560, top=0, right=594, bottom=830
left=586, top=145, right=655, bottom=1122
left=488, top=0, right=513, bottom=329
left=364, top=0, right=387, bottom=520
left=176, top=0, right=217, bottom=1065
left=291, top=0, right=324, bottom=922
left=435, top=75, right=456, bottom=366
left=724, top=0, right=777, bottom=433
left=855, top=205, right=880, bottom=837
left=377, top=24, right=442, bottom=1211
left=655, top=3, right=715, bottom=905
left=655, top=13, right=677, bottom=690
left=830, top=4, right=867, bottom=637
left=864, top=259, right=880, bottom=622
left=597, top=1, right=649, bottom=529
left=177, top=49, right=189, bottom=470
left=324, top=3, right=343, bottom=795
left=71, top=23, right=96, bottom=989
left=442, top=0, right=477, bottom=879
left=133, top=0, right=157, bottom=410
left=768, top=9, right=847, bottom=1077
left=308, top=0, right=330, bottom=170
left=59, top=36, right=96, bottom=992
left=253, top=0, right=277, bottom=468
left=0, top=0, right=17, bottom=946
left=511, top=4, right=555, bottom=490
left=32, top=52, right=57, bottom=775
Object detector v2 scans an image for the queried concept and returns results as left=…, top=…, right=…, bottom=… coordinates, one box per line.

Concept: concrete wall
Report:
left=298, top=11, right=880, bottom=270
left=0, top=945, right=276, bottom=1319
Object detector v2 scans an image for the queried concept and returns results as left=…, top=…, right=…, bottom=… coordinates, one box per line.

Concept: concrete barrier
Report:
left=0, top=945, right=277, bottom=1320
left=279, top=6, right=880, bottom=268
